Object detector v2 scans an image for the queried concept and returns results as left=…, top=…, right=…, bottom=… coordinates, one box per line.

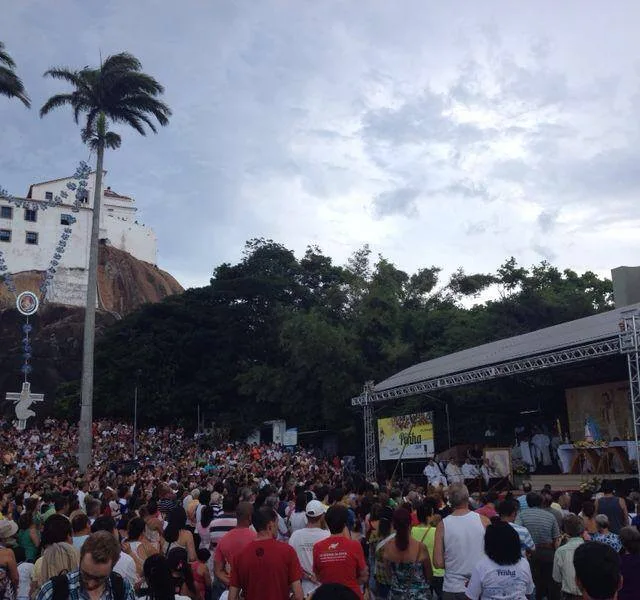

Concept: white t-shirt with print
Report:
left=465, top=556, right=534, bottom=600
left=289, top=527, right=330, bottom=597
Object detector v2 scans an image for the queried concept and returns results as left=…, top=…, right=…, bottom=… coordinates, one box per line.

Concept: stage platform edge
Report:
left=529, top=473, right=635, bottom=491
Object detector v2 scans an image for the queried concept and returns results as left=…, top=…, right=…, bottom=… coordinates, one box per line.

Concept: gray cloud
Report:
left=537, top=209, right=559, bottom=233
left=373, top=187, right=420, bottom=218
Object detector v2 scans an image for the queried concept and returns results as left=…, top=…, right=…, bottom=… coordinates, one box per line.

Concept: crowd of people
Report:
left=0, top=418, right=638, bottom=599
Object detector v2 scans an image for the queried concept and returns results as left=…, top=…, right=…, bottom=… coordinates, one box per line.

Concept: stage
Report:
left=352, top=304, right=640, bottom=483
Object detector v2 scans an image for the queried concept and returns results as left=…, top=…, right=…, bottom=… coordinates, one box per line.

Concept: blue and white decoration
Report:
left=21, top=321, right=33, bottom=377
left=0, top=161, right=91, bottom=213
left=0, top=161, right=90, bottom=387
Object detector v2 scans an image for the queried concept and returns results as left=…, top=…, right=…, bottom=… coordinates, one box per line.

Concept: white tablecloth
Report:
left=558, top=442, right=638, bottom=473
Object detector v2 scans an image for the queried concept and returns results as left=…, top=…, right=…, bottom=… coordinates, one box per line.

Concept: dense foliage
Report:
left=73, top=239, right=613, bottom=444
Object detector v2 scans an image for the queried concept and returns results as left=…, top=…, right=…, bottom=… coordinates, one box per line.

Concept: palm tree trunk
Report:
left=78, top=120, right=105, bottom=473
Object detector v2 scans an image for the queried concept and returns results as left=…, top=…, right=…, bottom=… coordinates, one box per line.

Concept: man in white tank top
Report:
left=434, top=483, right=490, bottom=600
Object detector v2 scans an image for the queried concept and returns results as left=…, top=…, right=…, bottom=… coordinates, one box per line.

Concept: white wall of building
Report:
left=102, top=213, right=157, bottom=264
left=0, top=171, right=158, bottom=307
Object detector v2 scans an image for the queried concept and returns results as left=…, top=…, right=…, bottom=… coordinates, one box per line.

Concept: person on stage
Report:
left=445, top=460, right=464, bottom=485
left=531, top=427, right=552, bottom=468
left=423, top=459, right=447, bottom=488
left=461, top=458, right=479, bottom=480
left=480, top=459, right=497, bottom=487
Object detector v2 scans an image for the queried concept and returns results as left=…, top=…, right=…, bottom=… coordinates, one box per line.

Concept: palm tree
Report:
left=40, top=53, right=170, bottom=472
left=0, top=41, right=30, bottom=106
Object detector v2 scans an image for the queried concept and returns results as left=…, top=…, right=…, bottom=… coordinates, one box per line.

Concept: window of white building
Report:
left=45, top=192, right=53, bottom=200
left=24, top=208, right=37, bottom=222
left=60, top=214, right=72, bottom=226
left=0, top=229, right=10, bottom=242
left=0, top=206, right=12, bottom=219
left=25, top=231, right=38, bottom=245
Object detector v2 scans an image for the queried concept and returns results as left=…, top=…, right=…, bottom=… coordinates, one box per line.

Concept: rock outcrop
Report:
left=0, top=244, right=183, bottom=316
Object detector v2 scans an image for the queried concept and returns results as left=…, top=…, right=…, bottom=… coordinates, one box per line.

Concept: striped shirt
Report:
left=209, top=515, right=237, bottom=550
left=35, top=569, right=135, bottom=600
left=158, top=497, right=177, bottom=517
left=509, top=522, right=536, bottom=556
left=516, top=507, right=560, bottom=544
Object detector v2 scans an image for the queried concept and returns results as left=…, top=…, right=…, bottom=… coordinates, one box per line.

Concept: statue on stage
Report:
left=584, top=415, right=601, bottom=442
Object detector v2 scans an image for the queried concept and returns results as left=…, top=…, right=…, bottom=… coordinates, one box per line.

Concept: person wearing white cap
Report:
left=0, top=519, right=19, bottom=596
left=289, top=500, right=330, bottom=598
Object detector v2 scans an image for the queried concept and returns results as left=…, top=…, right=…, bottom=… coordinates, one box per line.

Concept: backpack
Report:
left=51, top=571, right=125, bottom=600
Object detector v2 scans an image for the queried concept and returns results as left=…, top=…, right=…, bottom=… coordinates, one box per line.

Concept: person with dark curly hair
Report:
left=465, top=522, right=534, bottom=600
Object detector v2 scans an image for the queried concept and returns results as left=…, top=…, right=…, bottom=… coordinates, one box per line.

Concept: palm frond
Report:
left=123, top=108, right=158, bottom=133
left=104, top=131, right=122, bottom=150
left=0, top=66, right=31, bottom=107
left=118, top=113, right=146, bottom=135
left=117, top=94, right=171, bottom=125
left=0, top=41, right=16, bottom=68
left=107, top=71, right=165, bottom=97
left=43, top=67, right=85, bottom=87
left=72, top=94, right=96, bottom=125
left=39, top=93, right=75, bottom=117
left=81, top=121, right=121, bottom=151
left=101, top=52, right=142, bottom=75
left=84, top=107, right=101, bottom=135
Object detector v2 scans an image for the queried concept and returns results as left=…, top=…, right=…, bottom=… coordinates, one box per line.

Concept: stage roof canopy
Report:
left=354, top=302, right=640, bottom=405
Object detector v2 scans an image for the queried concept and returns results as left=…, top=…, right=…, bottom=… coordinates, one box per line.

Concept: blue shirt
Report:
left=517, top=495, right=529, bottom=511
left=509, top=522, right=536, bottom=556
left=35, top=570, right=135, bottom=600
left=591, top=532, right=622, bottom=553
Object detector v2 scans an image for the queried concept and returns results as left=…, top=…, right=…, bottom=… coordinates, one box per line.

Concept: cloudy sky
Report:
left=2, top=1, right=640, bottom=289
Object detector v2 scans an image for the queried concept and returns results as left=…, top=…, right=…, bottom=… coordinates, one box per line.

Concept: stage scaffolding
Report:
left=353, top=310, right=640, bottom=483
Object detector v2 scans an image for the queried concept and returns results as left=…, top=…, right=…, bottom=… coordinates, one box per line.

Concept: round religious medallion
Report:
left=16, top=291, right=39, bottom=317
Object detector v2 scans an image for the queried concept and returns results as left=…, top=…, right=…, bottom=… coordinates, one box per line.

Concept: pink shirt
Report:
left=475, top=505, right=497, bottom=518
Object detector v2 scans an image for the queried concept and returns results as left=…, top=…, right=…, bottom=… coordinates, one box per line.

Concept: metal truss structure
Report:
left=353, top=324, right=640, bottom=482
left=362, top=385, right=376, bottom=481
left=620, top=315, right=640, bottom=483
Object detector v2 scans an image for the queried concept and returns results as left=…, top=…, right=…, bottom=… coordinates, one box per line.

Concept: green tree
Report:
left=40, top=52, right=170, bottom=472
left=0, top=41, right=30, bottom=106
left=84, top=244, right=614, bottom=450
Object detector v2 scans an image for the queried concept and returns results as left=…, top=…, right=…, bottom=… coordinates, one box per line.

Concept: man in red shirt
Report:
left=229, top=506, right=303, bottom=600
left=214, top=502, right=256, bottom=588
left=313, top=504, right=368, bottom=599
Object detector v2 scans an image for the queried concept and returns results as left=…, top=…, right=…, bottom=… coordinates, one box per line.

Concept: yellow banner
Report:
left=377, top=412, right=434, bottom=460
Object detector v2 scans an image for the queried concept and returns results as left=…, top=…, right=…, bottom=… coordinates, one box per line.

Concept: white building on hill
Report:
left=0, top=171, right=157, bottom=306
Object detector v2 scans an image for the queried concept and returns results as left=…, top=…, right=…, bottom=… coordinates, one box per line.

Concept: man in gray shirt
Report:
left=516, top=492, right=561, bottom=600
